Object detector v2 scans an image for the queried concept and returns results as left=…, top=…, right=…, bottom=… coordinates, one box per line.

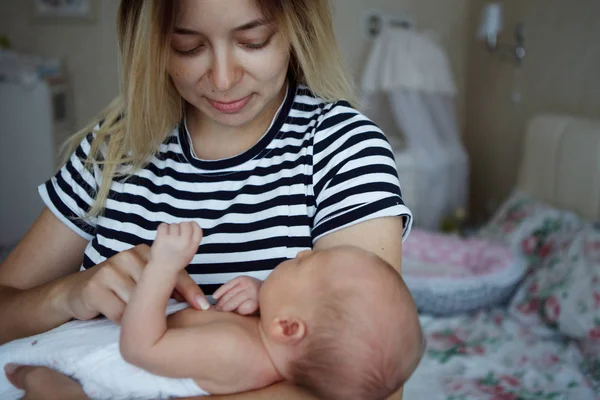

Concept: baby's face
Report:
left=258, top=247, right=365, bottom=321
left=258, top=250, right=323, bottom=312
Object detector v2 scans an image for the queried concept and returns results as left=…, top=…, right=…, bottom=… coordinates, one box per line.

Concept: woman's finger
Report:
left=132, top=243, right=152, bottom=261
left=121, top=261, right=144, bottom=284
left=175, top=271, right=209, bottom=310
left=109, top=275, right=136, bottom=304
left=171, top=290, right=185, bottom=302
left=87, top=289, right=127, bottom=324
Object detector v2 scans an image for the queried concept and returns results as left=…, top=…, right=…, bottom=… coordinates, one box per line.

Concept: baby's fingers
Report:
left=218, top=293, right=252, bottom=313
left=216, top=284, right=247, bottom=310
left=213, top=277, right=243, bottom=300
left=237, top=299, right=259, bottom=315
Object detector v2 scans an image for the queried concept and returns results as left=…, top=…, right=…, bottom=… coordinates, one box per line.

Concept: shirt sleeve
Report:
left=38, top=132, right=100, bottom=240
left=311, top=101, right=413, bottom=244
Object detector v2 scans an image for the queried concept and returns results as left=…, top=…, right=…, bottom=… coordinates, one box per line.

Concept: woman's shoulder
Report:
left=293, top=84, right=366, bottom=117
left=293, top=84, right=387, bottom=145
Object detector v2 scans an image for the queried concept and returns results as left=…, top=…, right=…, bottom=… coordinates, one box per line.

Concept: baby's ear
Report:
left=269, top=317, right=307, bottom=345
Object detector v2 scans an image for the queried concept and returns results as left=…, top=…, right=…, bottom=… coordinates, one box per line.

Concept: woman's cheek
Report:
left=239, top=39, right=290, bottom=81
left=168, top=57, right=210, bottom=85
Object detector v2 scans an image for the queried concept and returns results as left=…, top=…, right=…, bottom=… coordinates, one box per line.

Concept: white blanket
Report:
left=0, top=301, right=208, bottom=400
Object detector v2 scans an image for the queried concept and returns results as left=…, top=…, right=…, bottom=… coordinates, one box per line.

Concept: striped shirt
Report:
left=39, top=83, right=412, bottom=294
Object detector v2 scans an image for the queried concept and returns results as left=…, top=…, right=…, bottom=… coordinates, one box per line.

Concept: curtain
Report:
left=361, top=26, right=469, bottom=231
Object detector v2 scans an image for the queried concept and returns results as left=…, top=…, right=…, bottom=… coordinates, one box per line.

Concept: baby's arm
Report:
left=120, top=222, right=225, bottom=378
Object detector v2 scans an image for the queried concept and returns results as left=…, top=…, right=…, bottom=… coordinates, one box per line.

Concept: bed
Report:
left=403, top=114, right=600, bottom=400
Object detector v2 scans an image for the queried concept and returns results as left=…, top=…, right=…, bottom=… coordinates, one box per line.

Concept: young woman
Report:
left=0, top=0, right=419, bottom=398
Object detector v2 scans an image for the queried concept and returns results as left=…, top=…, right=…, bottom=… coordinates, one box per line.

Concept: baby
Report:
left=120, top=222, right=424, bottom=400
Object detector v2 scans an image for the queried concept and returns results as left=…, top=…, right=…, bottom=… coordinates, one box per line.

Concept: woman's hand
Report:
left=213, top=276, right=262, bottom=315
left=64, top=244, right=209, bottom=324
left=4, top=364, right=89, bottom=400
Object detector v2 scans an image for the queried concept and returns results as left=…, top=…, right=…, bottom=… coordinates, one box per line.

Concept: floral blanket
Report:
left=404, top=310, right=599, bottom=400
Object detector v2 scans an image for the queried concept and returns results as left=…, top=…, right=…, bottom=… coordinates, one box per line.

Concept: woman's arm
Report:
left=0, top=208, right=88, bottom=344
left=185, top=381, right=318, bottom=400
left=0, top=209, right=206, bottom=345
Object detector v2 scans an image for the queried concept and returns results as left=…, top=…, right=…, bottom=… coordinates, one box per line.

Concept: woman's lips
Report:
left=206, top=94, right=253, bottom=114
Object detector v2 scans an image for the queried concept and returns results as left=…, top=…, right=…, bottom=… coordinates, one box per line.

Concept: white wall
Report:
left=0, top=0, right=120, bottom=128
left=465, top=0, right=600, bottom=219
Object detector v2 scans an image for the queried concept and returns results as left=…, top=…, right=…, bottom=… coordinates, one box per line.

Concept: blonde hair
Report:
left=63, top=0, right=357, bottom=218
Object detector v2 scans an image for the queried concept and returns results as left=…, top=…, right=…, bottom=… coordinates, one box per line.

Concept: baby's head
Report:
left=258, top=246, right=424, bottom=400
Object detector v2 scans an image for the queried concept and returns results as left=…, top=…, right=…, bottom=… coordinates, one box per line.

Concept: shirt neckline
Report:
left=178, top=82, right=296, bottom=171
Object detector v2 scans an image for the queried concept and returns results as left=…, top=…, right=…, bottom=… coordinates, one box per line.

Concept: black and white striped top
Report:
left=39, top=83, right=412, bottom=294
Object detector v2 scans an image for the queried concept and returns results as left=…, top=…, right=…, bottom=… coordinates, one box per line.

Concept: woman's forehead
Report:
left=174, top=0, right=265, bottom=27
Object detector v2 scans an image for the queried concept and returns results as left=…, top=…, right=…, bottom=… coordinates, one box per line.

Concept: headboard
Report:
left=517, top=114, right=600, bottom=221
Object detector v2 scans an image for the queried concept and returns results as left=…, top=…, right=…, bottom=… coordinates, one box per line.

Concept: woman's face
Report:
left=168, top=0, right=291, bottom=128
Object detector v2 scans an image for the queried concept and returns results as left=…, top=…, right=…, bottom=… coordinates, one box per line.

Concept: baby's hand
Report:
left=213, top=276, right=262, bottom=315
left=150, top=222, right=203, bottom=270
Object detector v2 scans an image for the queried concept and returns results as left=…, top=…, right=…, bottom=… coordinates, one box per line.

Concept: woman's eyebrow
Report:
left=173, top=19, right=269, bottom=36
left=233, top=18, right=269, bottom=32
left=173, top=27, right=200, bottom=35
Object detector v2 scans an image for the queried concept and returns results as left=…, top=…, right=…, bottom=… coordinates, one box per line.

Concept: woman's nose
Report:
left=209, top=48, right=241, bottom=92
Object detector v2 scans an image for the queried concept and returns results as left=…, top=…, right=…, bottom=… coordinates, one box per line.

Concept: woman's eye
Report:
left=174, top=45, right=205, bottom=57
left=243, top=39, right=271, bottom=50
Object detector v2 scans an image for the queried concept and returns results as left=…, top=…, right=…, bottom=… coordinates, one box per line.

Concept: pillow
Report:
left=509, top=225, right=600, bottom=379
left=476, top=191, right=549, bottom=247
left=478, top=191, right=583, bottom=269
left=402, top=229, right=527, bottom=316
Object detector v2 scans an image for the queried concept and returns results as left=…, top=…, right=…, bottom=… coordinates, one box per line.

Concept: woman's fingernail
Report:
left=196, top=296, right=210, bottom=311
left=4, top=363, right=19, bottom=375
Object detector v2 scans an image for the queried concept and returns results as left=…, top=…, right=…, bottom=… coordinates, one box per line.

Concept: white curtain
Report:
left=361, top=26, right=469, bottom=231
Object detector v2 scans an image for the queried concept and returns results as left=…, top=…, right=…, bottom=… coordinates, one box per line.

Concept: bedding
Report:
left=404, top=195, right=600, bottom=399
left=509, top=223, right=600, bottom=381
left=405, top=113, right=600, bottom=399
left=404, top=310, right=599, bottom=400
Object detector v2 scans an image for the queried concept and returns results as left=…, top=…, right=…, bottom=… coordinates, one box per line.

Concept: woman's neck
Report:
left=185, top=86, right=287, bottom=161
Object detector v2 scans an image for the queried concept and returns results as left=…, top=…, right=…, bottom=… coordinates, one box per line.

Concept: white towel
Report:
left=0, top=301, right=208, bottom=400
left=360, top=26, right=457, bottom=96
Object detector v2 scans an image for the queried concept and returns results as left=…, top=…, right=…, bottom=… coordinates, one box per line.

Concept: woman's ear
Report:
left=269, top=317, right=307, bottom=345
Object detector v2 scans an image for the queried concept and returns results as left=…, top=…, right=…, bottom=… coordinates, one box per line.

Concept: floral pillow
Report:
left=516, top=208, right=583, bottom=270
left=477, top=191, right=582, bottom=269
left=477, top=191, right=548, bottom=247
left=509, top=225, right=600, bottom=379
